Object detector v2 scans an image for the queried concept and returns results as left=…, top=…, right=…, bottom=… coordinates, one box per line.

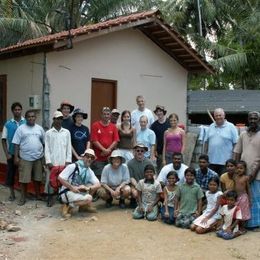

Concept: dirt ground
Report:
left=0, top=185, right=260, bottom=260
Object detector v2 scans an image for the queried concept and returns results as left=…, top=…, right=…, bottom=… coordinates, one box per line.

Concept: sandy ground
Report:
left=0, top=185, right=260, bottom=260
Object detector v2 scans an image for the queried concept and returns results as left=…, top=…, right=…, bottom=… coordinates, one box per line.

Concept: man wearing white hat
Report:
left=58, top=149, right=101, bottom=218
left=44, top=111, right=72, bottom=206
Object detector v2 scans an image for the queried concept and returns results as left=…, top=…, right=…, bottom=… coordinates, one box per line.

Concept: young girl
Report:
left=161, top=171, right=179, bottom=224
left=235, top=161, right=251, bottom=232
left=162, top=113, right=186, bottom=165
left=117, top=110, right=136, bottom=163
left=191, top=177, right=223, bottom=234
left=133, top=165, right=162, bottom=221
left=216, top=190, right=242, bottom=240
left=220, top=159, right=236, bottom=192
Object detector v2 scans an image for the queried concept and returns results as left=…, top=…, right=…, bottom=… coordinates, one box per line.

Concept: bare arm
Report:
left=14, top=144, right=20, bottom=165
left=162, top=131, right=167, bottom=165
left=2, top=139, right=11, bottom=160
left=204, top=142, right=208, bottom=154
left=181, top=129, right=186, bottom=154
left=233, top=152, right=241, bottom=161
left=196, top=198, right=203, bottom=216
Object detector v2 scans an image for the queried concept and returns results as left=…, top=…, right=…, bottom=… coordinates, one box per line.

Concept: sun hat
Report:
left=133, top=143, right=148, bottom=151
left=153, top=105, right=167, bottom=115
left=53, top=111, right=63, bottom=119
left=72, top=108, right=88, bottom=119
left=59, top=100, right=74, bottom=113
left=109, top=150, right=126, bottom=163
left=80, top=148, right=96, bottom=159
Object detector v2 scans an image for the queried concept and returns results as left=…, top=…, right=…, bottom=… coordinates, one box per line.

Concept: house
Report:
left=0, top=10, right=213, bottom=167
left=188, top=90, right=260, bottom=125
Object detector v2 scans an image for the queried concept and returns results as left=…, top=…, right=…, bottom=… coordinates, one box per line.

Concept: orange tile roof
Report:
left=0, top=10, right=159, bottom=53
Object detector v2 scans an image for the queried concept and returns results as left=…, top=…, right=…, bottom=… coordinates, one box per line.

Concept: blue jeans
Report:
left=161, top=206, right=175, bottom=224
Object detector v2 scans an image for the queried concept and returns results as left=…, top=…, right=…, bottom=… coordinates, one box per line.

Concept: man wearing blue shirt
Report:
left=204, top=108, right=238, bottom=176
left=1, top=102, right=25, bottom=201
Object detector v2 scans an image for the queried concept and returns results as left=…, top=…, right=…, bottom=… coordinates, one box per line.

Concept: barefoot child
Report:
left=220, top=159, right=236, bottom=192
left=161, top=171, right=179, bottom=224
left=216, top=190, right=242, bottom=240
left=191, top=177, right=223, bottom=234
left=133, top=164, right=162, bottom=221
left=174, top=167, right=204, bottom=228
left=235, top=161, right=251, bottom=232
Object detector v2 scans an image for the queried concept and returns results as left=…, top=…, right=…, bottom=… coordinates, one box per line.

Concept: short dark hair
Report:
left=25, top=109, right=36, bottom=118
left=166, top=171, right=179, bottom=182
left=208, top=176, right=220, bottom=186
left=144, top=164, right=155, bottom=174
left=11, top=102, right=22, bottom=111
left=199, top=154, right=209, bottom=162
left=225, top=159, right=237, bottom=166
left=172, top=152, right=182, bottom=158
left=237, top=160, right=247, bottom=170
left=226, top=190, right=238, bottom=200
left=184, top=167, right=196, bottom=176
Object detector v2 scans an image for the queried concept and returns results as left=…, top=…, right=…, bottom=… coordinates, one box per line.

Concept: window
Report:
left=0, top=75, right=7, bottom=130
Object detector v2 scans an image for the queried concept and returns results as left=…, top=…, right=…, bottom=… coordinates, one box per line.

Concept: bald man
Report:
left=204, top=108, right=238, bottom=175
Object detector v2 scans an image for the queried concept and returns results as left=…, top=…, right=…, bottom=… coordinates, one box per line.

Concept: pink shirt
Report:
left=165, top=131, right=182, bottom=153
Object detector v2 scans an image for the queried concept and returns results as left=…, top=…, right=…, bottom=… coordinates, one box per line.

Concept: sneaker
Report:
left=61, top=204, right=72, bottom=218
left=119, top=199, right=126, bottom=209
left=106, top=198, right=113, bottom=208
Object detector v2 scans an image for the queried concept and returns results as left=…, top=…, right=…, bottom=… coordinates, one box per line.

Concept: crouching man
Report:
left=58, top=149, right=101, bottom=218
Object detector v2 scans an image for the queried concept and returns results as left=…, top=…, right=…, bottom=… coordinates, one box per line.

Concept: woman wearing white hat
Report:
left=97, top=150, right=131, bottom=208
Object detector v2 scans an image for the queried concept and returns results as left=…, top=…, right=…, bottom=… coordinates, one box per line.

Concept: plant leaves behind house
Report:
left=0, top=0, right=259, bottom=90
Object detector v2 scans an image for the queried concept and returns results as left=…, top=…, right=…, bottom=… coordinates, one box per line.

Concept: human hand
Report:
left=174, top=209, right=179, bottom=218
left=6, top=154, right=12, bottom=160
left=14, top=157, right=20, bottom=166
left=71, top=186, right=80, bottom=193
left=164, top=211, right=169, bottom=218
left=200, top=217, right=208, bottom=225
left=147, top=206, right=153, bottom=213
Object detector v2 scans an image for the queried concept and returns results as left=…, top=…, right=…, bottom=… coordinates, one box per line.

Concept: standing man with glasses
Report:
left=127, top=143, right=153, bottom=207
left=91, top=107, right=119, bottom=178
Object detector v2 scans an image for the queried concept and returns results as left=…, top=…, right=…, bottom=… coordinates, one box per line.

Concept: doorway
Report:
left=91, top=78, right=117, bottom=125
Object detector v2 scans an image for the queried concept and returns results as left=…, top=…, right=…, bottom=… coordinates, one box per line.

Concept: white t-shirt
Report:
left=12, top=123, right=45, bottom=161
left=220, top=205, right=242, bottom=233
left=157, top=163, right=188, bottom=185
left=131, top=108, right=155, bottom=132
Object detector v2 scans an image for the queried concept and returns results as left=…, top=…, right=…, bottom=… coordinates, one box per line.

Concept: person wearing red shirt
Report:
left=91, top=107, right=119, bottom=178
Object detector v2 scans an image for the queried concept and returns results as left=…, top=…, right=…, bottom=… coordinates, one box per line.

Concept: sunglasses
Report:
left=136, top=149, right=145, bottom=153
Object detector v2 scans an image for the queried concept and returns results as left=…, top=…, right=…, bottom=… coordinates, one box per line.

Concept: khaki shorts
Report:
left=19, top=158, right=43, bottom=183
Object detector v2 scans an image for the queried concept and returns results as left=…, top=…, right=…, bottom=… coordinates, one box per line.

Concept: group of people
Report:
left=1, top=96, right=260, bottom=240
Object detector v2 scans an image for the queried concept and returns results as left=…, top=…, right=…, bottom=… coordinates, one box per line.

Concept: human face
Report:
left=155, top=109, right=164, bottom=120
left=226, top=162, right=236, bottom=175
left=185, top=172, right=195, bottom=185
left=83, top=154, right=94, bottom=167
left=134, top=148, right=145, bottom=160
left=199, top=159, right=208, bottom=171
left=214, top=110, right=225, bottom=126
left=111, top=113, right=119, bottom=124
left=101, top=111, right=111, bottom=123
left=53, top=117, right=63, bottom=128
left=136, top=97, right=145, bottom=110
left=248, top=113, right=259, bottom=131
left=144, top=170, right=154, bottom=181
left=236, top=164, right=246, bottom=176
left=12, top=106, right=22, bottom=119
left=75, top=114, right=83, bottom=125
left=139, top=117, right=148, bottom=130
left=26, top=112, right=36, bottom=126
left=167, top=175, right=178, bottom=186
left=226, top=197, right=236, bottom=209
left=208, top=181, right=218, bottom=193
left=172, top=155, right=182, bottom=170
left=111, top=157, right=121, bottom=169
left=169, top=116, right=178, bottom=128
left=122, top=112, right=131, bottom=123
left=61, top=105, right=71, bottom=118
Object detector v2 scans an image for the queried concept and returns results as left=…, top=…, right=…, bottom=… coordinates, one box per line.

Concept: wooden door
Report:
left=91, top=78, right=117, bottom=125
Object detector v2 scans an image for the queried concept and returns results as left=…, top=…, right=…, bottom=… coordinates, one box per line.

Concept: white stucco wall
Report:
left=0, top=28, right=188, bottom=163
left=47, top=28, right=187, bottom=126
left=0, top=54, right=44, bottom=162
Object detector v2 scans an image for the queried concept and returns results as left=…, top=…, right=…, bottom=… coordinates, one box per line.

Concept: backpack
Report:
left=49, top=163, right=79, bottom=192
